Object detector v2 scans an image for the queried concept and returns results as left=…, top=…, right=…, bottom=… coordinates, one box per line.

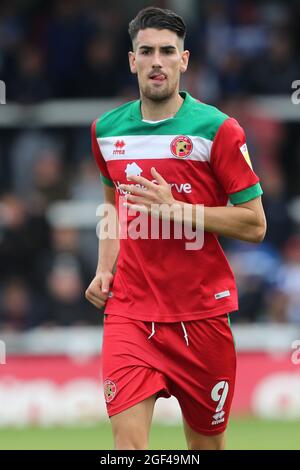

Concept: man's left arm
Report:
left=120, top=117, right=267, bottom=243
left=179, top=196, right=266, bottom=243
left=201, top=116, right=266, bottom=242
left=120, top=168, right=266, bottom=244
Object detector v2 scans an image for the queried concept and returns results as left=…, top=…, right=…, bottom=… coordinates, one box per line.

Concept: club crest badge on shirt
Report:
left=171, top=135, right=193, bottom=159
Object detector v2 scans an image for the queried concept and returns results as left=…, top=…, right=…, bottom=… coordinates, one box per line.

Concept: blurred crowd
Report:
left=0, top=0, right=300, bottom=330
left=1, top=0, right=300, bottom=101
left=0, top=129, right=103, bottom=330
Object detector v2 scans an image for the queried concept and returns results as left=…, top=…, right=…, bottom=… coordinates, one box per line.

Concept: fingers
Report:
left=120, top=183, right=151, bottom=197
left=125, top=194, right=150, bottom=205
left=123, top=202, right=148, bottom=214
left=85, top=289, right=107, bottom=309
left=126, top=174, right=156, bottom=190
left=151, top=167, right=167, bottom=184
left=101, top=277, right=110, bottom=293
left=120, top=169, right=168, bottom=201
left=85, top=272, right=114, bottom=309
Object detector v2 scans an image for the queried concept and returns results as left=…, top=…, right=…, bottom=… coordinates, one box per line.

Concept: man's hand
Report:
left=85, top=271, right=114, bottom=309
left=120, top=167, right=175, bottom=214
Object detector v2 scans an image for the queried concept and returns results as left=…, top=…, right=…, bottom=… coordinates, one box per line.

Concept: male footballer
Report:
left=86, top=7, right=266, bottom=450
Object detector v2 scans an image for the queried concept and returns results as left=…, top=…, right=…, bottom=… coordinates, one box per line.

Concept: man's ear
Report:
left=180, top=50, right=190, bottom=74
left=128, top=51, right=137, bottom=74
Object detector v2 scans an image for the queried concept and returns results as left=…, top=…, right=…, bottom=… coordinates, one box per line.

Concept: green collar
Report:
left=130, top=91, right=193, bottom=123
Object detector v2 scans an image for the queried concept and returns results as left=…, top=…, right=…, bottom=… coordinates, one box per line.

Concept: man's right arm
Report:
left=85, top=184, right=120, bottom=309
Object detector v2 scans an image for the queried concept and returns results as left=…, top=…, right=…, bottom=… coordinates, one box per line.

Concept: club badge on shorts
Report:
left=104, top=379, right=117, bottom=403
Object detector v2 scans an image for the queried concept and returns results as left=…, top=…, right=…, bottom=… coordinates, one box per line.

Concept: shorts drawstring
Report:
left=147, top=321, right=189, bottom=347
left=181, top=321, right=189, bottom=347
left=148, top=321, right=155, bottom=340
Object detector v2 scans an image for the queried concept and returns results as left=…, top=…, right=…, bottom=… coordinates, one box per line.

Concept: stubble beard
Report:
left=141, top=81, right=177, bottom=103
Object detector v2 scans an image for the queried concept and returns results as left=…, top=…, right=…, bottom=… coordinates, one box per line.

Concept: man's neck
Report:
left=140, top=92, right=184, bottom=121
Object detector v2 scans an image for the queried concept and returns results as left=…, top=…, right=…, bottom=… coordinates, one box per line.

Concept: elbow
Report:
left=249, top=218, right=267, bottom=244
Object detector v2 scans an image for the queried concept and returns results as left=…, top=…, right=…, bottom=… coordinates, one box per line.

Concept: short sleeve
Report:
left=91, top=119, right=114, bottom=187
left=210, top=117, right=263, bottom=204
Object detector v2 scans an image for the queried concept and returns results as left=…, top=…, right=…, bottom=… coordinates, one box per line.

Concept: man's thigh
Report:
left=183, top=416, right=226, bottom=450
left=165, top=314, right=236, bottom=438
left=110, top=394, right=157, bottom=450
left=102, top=314, right=171, bottom=418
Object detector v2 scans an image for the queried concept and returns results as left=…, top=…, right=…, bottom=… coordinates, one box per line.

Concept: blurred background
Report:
left=0, top=0, right=300, bottom=450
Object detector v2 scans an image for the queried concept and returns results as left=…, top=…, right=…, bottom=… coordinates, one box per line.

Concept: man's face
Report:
left=129, top=28, right=189, bottom=102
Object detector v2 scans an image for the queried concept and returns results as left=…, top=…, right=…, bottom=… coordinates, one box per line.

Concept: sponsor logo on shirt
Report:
left=113, top=140, right=126, bottom=155
left=170, top=135, right=193, bottom=159
left=115, top=162, right=192, bottom=195
left=115, top=180, right=192, bottom=195
left=125, top=162, right=143, bottom=179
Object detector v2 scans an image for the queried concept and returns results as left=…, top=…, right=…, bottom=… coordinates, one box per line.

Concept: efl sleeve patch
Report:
left=210, top=117, right=261, bottom=197
left=239, top=143, right=252, bottom=168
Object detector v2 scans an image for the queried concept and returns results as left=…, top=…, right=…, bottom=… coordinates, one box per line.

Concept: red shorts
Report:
left=101, top=313, right=236, bottom=436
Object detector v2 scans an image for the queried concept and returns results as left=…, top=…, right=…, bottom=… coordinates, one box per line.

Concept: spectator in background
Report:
left=202, top=0, right=267, bottom=67
left=71, top=159, right=104, bottom=201
left=42, top=224, right=95, bottom=301
left=247, top=29, right=300, bottom=94
left=9, top=43, right=52, bottom=103
left=268, top=236, right=300, bottom=323
left=11, top=131, right=62, bottom=199
left=218, top=52, right=248, bottom=98
left=181, top=57, right=221, bottom=104
left=0, top=1, right=24, bottom=51
left=46, top=255, right=99, bottom=326
left=70, top=158, right=105, bottom=275
left=0, top=278, right=47, bottom=331
left=261, top=172, right=293, bottom=250
left=45, top=0, right=90, bottom=97
left=74, top=34, right=119, bottom=97
left=227, top=241, right=281, bottom=323
left=203, top=0, right=233, bottom=69
left=32, top=149, right=70, bottom=205
left=0, top=0, right=25, bottom=80
left=86, top=2, right=125, bottom=42
left=0, top=194, right=51, bottom=290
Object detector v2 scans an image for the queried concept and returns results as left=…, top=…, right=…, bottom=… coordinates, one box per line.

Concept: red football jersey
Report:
left=91, top=92, right=263, bottom=322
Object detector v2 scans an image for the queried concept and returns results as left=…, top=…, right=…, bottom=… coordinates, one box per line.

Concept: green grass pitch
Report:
left=0, top=418, right=299, bottom=450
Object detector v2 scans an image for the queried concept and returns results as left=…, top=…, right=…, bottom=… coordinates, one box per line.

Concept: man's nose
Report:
left=152, top=51, right=163, bottom=68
